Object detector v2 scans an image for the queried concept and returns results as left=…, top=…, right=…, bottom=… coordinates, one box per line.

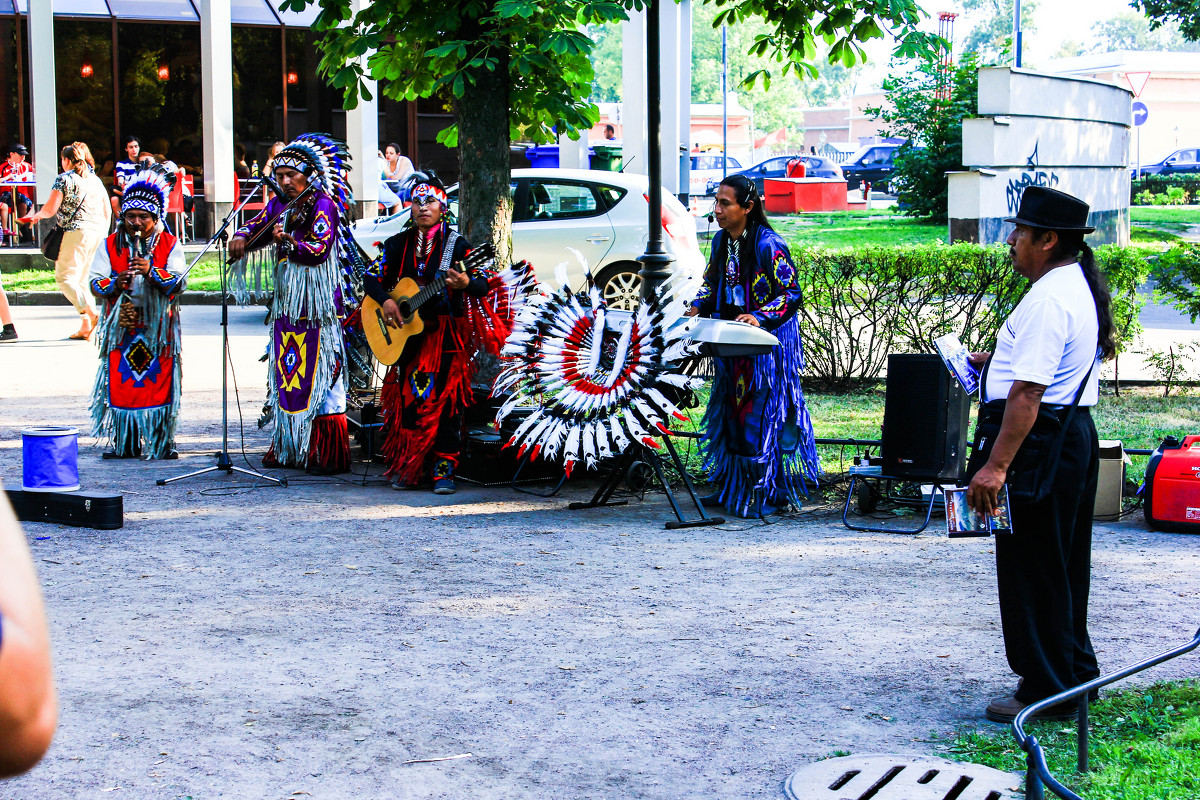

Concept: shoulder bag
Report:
left=40, top=179, right=85, bottom=262
left=965, top=354, right=1096, bottom=505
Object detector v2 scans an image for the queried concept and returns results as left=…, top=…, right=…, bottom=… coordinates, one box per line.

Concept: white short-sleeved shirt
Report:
left=984, top=262, right=1100, bottom=406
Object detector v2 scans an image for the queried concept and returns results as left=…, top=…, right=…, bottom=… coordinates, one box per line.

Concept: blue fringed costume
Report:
left=690, top=222, right=820, bottom=516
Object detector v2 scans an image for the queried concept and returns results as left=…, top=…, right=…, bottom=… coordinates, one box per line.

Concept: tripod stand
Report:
left=159, top=181, right=286, bottom=488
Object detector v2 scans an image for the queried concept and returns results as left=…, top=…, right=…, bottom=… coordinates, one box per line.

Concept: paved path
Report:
left=0, top=305, right=1197, bottom=799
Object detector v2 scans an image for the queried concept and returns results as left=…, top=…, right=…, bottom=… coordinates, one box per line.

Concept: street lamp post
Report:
left=638, top=0, right=674, bottom=302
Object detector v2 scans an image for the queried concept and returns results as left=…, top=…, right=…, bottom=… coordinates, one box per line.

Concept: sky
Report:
left=855, top=0, right=1146, bottom=89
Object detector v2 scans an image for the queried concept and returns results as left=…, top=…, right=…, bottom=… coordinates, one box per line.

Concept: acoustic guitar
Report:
left=361, top=243, right=495, bottom=366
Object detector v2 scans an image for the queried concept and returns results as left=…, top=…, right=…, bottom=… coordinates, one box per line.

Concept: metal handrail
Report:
left=1013, top=626, right=1200, bottom=800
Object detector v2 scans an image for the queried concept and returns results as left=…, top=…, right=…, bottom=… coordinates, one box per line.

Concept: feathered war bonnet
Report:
left=120, top=163, right=176, bottom=220
left=270, top=133, right=354, bottom=217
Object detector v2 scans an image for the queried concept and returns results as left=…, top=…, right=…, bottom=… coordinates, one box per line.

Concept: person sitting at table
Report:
left=382, top=142, right=414, bottom=184
left=0, top=144, right=34, bottom=242
left=111, top=136, right=148, bottom=220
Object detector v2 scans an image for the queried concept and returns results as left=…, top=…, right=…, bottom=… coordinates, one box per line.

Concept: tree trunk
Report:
left=455, top=50, right=512, bottom=262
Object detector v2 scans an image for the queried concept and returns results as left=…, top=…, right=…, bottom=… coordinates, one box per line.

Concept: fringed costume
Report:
left=233, top=133, right=365, bottom=473
left=88, top=166, right=184, bottom=459
left=363, top=216, right=513, bottom=489
left=691, top=222, right=820, bottom=517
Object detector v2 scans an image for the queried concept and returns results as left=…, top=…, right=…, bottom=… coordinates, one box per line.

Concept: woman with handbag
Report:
left=964, top=186, right=1117, bottom=723
left=19, top=142, right=111, bottom=340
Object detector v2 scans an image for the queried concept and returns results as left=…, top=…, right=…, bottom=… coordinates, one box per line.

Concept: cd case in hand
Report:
left=933, top=333, right=980, bottom=394
left=945, top=485, right=1012, bottom=537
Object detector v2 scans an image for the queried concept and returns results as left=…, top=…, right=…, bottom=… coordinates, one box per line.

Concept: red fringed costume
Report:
left=362, top=222, right=513, bottom=485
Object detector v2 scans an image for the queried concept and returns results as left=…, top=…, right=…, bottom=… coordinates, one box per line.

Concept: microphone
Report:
left=261, top=173, right=289, bottom=204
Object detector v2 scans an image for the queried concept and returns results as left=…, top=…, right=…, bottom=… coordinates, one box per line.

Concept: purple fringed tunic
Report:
left=690, top=222, right=820, bottom=516
left=234, top=191, right=349, bottom=471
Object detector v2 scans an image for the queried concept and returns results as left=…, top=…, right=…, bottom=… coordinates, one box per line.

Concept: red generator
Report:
left=1143, top=435, right=1200, bottom=533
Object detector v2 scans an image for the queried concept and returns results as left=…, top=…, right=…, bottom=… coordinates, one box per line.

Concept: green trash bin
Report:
left=590, top=144, right=623, bottom=171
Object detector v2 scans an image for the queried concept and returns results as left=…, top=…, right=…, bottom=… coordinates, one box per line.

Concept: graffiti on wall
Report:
left=1005, top=143, right=1060, bottom=214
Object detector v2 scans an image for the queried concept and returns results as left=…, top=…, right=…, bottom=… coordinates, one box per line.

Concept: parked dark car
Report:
left=1131, top=148, right=1200, bottom=179
left=704, top=154, right=843, bottom=195
left=840, top=144, right=900, bottom=192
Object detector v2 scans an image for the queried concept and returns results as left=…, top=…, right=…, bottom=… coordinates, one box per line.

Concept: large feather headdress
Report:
left=120, top=163, right=176, bottom=219
left=272, top=132, right=369, bottom=293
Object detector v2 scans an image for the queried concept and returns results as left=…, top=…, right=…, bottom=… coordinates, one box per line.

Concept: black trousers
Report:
left=998, top=408, right=1100, bottom=702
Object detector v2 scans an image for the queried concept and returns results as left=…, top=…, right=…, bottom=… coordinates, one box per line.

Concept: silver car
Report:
left=352, top=168, right=705, bottom=310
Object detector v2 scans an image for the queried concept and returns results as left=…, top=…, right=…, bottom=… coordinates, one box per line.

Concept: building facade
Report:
left=3, top=0, right=458, bottom=225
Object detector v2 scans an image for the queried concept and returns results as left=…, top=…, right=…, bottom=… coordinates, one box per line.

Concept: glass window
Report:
left=595, top=184, right=626, bottom=209
left=107, top=0, right=198, bottom=21
left=55, top=19, right=115, bottom=174
left=275, top=2, right=322, bottom=27
left=116, top=21, right=203, bottom=178
left=232, top=26, right=283, bottom=167
left=527, top=181, right=600, bottom=220
left=232, top=0, right=279, bottom=25
left=0, top=16, right=27, bottom=149
left=52, top=0, right=111, bottom=15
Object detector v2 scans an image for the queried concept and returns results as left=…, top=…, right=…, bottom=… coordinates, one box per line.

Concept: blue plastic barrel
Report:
left=21, top=426, right=80, bottom=492
left=524, top=145, right=561, bottom=169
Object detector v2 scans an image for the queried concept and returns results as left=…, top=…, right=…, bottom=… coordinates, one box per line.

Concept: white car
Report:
left=351, top=168, right=705, bottom=311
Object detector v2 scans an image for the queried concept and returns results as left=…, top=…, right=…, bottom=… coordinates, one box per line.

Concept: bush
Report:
left=1130, top=174, right=1200, bottom=204
left=1152, top=242, right=1200, bottom=323
left=793, top=242, right=1156, bottom=387
left=793, top=242, right=1024, bottom=387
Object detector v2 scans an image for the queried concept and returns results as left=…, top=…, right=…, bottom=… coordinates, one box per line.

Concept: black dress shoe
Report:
left=985, top=695, right=1079, bottom=723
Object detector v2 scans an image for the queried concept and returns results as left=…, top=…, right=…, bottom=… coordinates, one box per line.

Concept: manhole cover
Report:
left=784, top=753, right=1021, bottom=800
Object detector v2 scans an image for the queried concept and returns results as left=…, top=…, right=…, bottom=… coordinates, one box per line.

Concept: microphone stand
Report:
left=158, top=179, right=286, bottom=488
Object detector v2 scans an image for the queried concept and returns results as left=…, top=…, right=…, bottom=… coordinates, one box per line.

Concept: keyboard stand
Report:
left=569, top=432, right=724, bottom=530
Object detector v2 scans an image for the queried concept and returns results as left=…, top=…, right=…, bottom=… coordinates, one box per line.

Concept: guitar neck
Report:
left=403, top=244, right=494, bottom=313
left=408, top=275, right=449, bottom=313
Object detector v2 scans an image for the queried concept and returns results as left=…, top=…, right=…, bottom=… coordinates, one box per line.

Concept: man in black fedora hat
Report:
left=964, top=186, right=1117, bottom=722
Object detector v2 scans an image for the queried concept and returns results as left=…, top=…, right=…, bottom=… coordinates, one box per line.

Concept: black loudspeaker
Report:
left=880, top=353, right=971, bottom=482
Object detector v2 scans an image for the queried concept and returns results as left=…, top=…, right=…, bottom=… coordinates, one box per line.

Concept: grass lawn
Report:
left=775, top=209, right=948, bottom=249
left=672, top=384, right=1196, bottom=494
left=948, top=679, right=1200, bottom=800
left=699, top=209, right=947, bottom=254
left=1131, top=226, right=1184, bottom=244
left=1130, top=205, right=1200, bottom=225
left=3, top=256, right=227, bottom=293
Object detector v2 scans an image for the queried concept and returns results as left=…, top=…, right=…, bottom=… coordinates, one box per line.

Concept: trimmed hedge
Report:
left=792, top=242, right=1153, bottom=387
left=1131, top=174, right=1200, bottom=205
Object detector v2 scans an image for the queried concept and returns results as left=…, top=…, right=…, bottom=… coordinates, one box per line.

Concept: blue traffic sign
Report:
left=1132, top=101, right=1149, bottom=126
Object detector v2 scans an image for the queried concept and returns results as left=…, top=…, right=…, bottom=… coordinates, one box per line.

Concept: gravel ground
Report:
left=1, top=305, right=1197, bottom=799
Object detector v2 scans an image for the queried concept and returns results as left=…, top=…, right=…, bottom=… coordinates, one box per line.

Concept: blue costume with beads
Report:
left=690, top=222, right=820, bottom=516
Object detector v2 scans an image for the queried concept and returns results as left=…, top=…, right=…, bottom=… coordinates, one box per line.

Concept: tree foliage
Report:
left=1134, top=0, right=1200, bottom=41
left=957, top=0, right=1037, bottom=64
left=589, top=4, right=862, bottom=141
left=1056, top=11, right=1200, bottom=57
left=867, top=52, right=980, bottom=222
left=295, top=0, right=939, bottom=247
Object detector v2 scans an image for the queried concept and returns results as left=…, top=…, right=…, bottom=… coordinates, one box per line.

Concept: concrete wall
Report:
left=949, top=67, right=1132, bottom=246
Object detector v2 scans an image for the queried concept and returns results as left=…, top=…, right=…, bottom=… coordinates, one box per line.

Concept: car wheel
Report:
left=595, top=262, right=643, bottom=311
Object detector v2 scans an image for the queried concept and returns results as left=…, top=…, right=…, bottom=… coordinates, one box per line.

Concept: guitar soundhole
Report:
left=398, top=301, right=412, bottom=319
